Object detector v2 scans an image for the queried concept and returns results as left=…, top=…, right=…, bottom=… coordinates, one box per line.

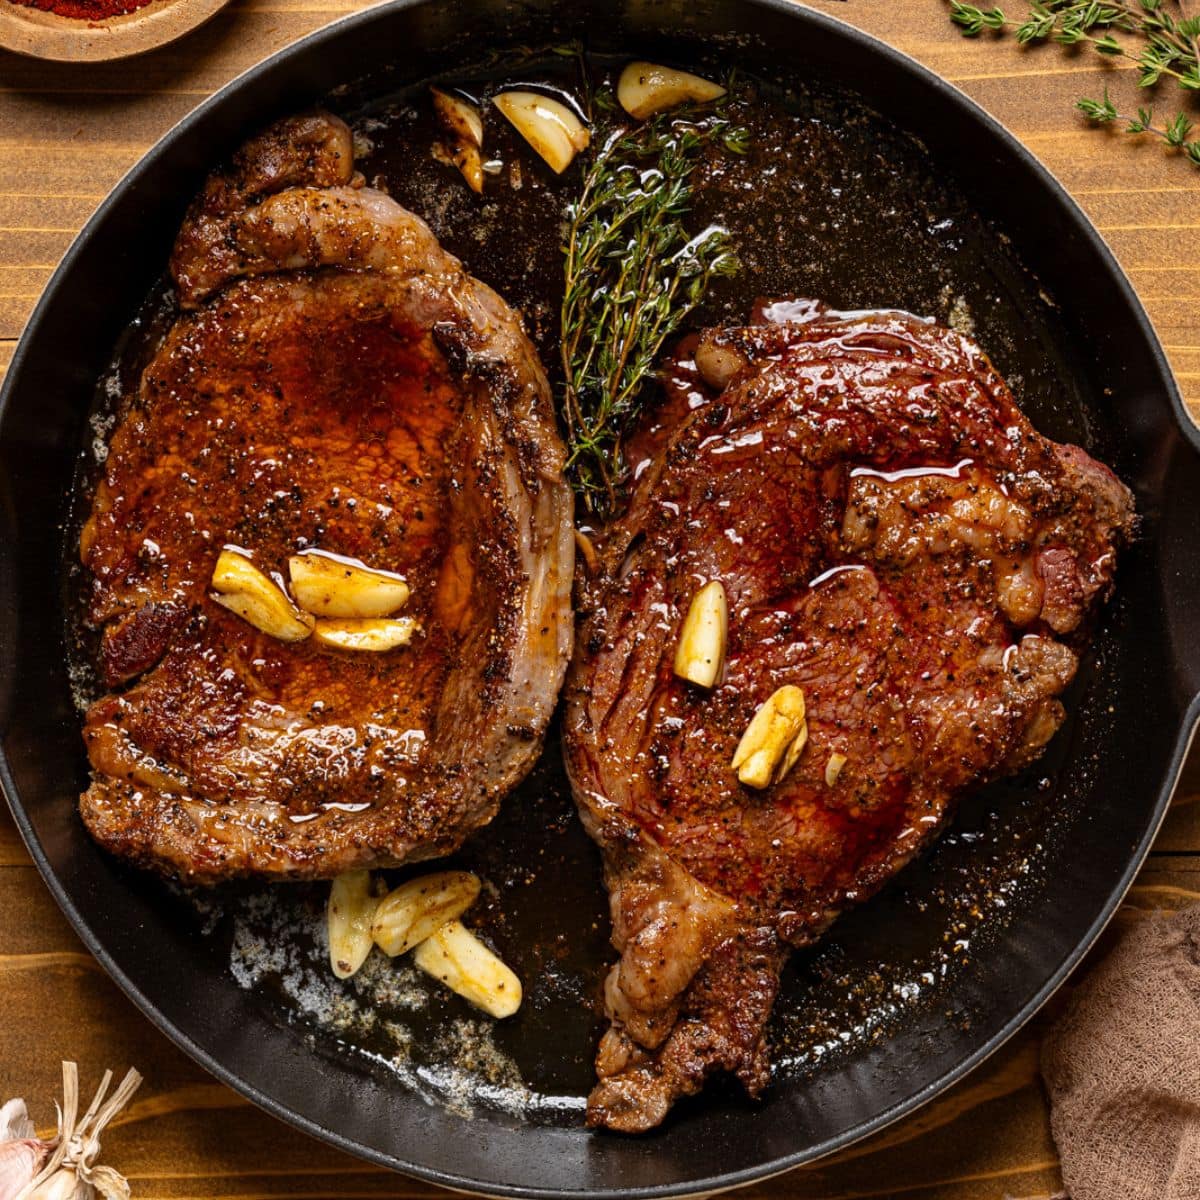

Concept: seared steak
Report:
left=564, top=307, right=1134, bottom=1131
left=79, top=113, right=574, bottom=883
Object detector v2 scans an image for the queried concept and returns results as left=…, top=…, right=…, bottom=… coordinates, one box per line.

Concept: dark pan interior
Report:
left=3, top=1, right=1200, bottom=1196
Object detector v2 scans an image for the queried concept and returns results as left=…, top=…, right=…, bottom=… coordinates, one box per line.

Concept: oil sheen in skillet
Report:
left=65, top=49, right=1122, bottom=1123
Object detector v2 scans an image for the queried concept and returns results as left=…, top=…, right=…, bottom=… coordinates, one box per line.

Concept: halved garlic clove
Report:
left=288, top=551, right=410, bottom=619
left=431, top=86, right=485, bottom=194
left=372, top=871, right=481, bottom=957
left=413, top=919, right=523, bottom=1018
left=328, top=870, right=380, bottom=980
left=731, top=684, right=807, bottom=790
left=211, top=548, right=315, bottom=642
left=673, top=580, right=728, bottom=688
left=493, top=91, right=590, bottom=174
left=617, top=61, right=726, bottom=120
left=825, top=751, right=848, bottom=787
left=312, top=617, right=419, bottom=652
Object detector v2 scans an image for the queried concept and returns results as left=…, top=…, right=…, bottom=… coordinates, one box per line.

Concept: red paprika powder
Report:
left=9, top=0, right=155, bottom=20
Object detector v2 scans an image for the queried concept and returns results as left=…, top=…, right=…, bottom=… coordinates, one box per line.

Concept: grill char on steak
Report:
left=79, top=113, right=574, bottom=883
left=564, top=307, right=1134, bottom=1132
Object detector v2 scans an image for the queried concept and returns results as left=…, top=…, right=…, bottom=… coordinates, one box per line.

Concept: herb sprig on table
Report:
left=948, top=1, right=1200, bottom=167
left=560, top=98, right=747, bottom=516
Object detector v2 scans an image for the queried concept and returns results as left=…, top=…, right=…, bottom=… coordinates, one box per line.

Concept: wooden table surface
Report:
left=2, top=2, right=1198, bottom=1197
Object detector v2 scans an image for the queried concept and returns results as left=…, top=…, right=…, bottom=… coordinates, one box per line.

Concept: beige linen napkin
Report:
left=1041, top=904, right=1200, bottom=1200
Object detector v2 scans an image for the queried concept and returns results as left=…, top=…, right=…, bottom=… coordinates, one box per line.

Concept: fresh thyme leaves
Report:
left=560, top=100, right=747, bottom=516
left=1080, top=86, right=1200, bottom=158
left=948, top=1, right=1200, bottom=167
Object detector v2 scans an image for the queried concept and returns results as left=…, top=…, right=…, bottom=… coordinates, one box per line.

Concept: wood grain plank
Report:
left=2, top=2, right=1199, bottom=1197
left=0, top=817, right=32, bottom=868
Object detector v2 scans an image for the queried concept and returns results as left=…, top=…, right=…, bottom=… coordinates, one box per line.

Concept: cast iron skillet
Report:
left=2, top=1, right=1200, bottom=1195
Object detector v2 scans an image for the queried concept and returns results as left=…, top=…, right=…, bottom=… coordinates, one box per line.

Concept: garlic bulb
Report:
left=16, top=1064, right=140, bottom=1200
left=0, top=1098, right=49, bottom=1200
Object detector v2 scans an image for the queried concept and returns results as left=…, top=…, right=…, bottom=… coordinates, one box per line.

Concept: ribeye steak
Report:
left=79, top=112, right=574, bottom=883
left=564, top=307, right=1134, bottom=1131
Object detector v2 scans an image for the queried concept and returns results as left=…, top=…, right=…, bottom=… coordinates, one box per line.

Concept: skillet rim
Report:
left=1, top=1, right=1198, bottom=1195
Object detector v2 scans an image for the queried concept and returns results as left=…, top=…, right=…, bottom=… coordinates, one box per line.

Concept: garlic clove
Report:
left=211, top=548, right=315, bottom=642
left=731, top=685, right=807, bottom=789
left=673, top=580, right=728, bottom=688
left=825, top=751, right=848, bottom=786
left=432, top=86, right=483, bottom=147
left=312, top=617, right=419, bottom=652
left=413, top=919, right=523, bottom=1018
left=431, top=86, right=485, bottom=194
left=617, top=61, right=726, bottom=120
left=371, top=870, right=481, bottom=957
left=776, top=719, right=810, bottom=782
left=327, top=870, right=379, bottom=980
left=288, top=551, right=410, bottom=618
left=493, top=91, right=590, bottom=174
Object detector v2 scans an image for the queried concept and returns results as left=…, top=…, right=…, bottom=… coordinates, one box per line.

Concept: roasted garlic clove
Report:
left=731, top=684, right=808, bottom=789
left=673, top=580, right=728, bottom=688
left=288, top=551, right=410, bottom=618
left=312, top=617, right=419, bottom=652
left=413, top=919, right=523, bottom=1018
left=371, top=870, right=482, bottom=957
left=825, top=751, right=848, bottom=787
left=211, top=548, right=315, bottom=642
left=493, top=91, right=590, bottom=174
left=617, top=61, right=726, bottom=120
left=431, top=86, right=485, bottom=194
left=328, top=870, right=380, bottom=980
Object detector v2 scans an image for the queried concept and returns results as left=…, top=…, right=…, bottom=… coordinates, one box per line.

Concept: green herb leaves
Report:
left=560, top=102, right=745, bottom=514
left=1078, top=87, right=1200, bottom=161
left=949, top=1, right=1200, bottom=166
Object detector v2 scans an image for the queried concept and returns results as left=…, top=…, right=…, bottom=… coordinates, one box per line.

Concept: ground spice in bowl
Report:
left=7, top=0, right=154, bottom=19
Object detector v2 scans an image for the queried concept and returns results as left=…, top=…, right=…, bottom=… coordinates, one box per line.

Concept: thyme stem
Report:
left=559, top=98, right=746, bottom=516
left=948, top=1, right=1200, bottom=167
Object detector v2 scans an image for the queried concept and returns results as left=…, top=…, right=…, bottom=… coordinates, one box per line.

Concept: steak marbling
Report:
left=79, top=113, right=574, bottom=883
left=564, top=307, right=1134, bottom=1131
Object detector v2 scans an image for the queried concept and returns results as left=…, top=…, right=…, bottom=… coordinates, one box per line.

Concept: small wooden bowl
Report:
left=0, top=0, right=231, bottom=61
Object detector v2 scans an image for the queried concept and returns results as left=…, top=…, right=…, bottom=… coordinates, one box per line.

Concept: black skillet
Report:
left=2, top=1, right=1199, bottom=1195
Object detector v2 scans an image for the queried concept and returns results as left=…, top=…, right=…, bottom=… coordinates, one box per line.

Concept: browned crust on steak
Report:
left=565, top=307, right=1134, bottom=1130
left=78, top=113, right=574, bottom=883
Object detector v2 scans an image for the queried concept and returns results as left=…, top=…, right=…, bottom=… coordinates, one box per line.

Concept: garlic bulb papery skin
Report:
left=25, top=1167, right=91, bottom=1200
left=0, top=1099, right=49, bottom=1200
left=0, top=1142, right=47, bottom=1200
left=1, top=1100, right=35, bottom=1143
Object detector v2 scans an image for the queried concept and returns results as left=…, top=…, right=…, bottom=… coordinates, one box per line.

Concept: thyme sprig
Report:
left=1079, top=87, right=1200, bottom=160
left=560, top=99, right=747, bottom=515
left=949, top=1, right=1200, bottom=166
